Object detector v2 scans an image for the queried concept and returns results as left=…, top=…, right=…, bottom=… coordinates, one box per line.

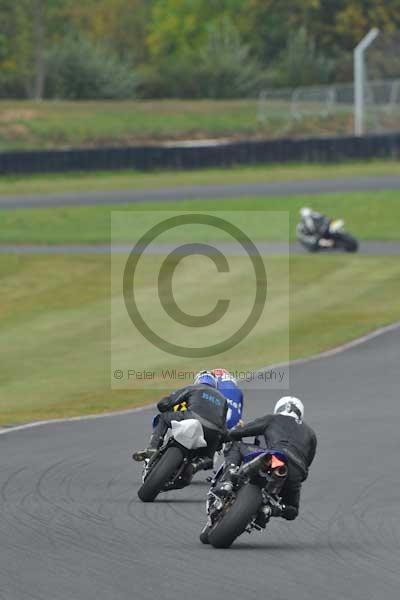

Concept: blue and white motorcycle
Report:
left=145, top=370, right=244, bottom=480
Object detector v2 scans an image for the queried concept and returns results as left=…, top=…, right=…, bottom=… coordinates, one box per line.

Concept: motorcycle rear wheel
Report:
left=137, top=446, right=183, bottom=502
left=208, top=484, right=262, bottom=549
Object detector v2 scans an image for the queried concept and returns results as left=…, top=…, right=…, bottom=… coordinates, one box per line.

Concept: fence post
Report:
left=354, top=28, right=379, bottom=136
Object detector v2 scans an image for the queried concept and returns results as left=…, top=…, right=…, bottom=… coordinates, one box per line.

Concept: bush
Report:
left=136, top=56, right=200, bottom=98
left=196, top=18, right=265, bottom=98
left=45, top=34, right=137, bottom=100
left=271, top=28, right=335, bottom=88
left=138, top=18, right=265, bottom=99
left=0, top=72, right=26, bottom=98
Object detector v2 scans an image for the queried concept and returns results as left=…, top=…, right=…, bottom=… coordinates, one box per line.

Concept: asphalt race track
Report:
left=1, top=323, right=399, bottom=600
left=1, top=175, right=400, bottom=209
left=1, top=241, right=400, bottom=255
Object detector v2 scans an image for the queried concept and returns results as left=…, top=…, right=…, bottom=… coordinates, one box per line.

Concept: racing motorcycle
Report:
left=137, top=418, right=210, bottom=502
left=297, top=218, right=358, bottom=253
left=200, top=446, right=288, bottom=548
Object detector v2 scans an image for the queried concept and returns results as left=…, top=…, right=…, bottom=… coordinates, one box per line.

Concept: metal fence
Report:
left=257, top=79, right=400, bottom=136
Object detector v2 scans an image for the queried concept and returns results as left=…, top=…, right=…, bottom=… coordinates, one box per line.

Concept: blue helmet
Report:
left=194, top=370, right=217, bottom=388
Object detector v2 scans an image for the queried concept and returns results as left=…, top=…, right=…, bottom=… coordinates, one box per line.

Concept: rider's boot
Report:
left=132, top=448, right=157, bottom=462
left=254, top=505, right=272, bottom=528
left=132, top=432, right=162, bottom=462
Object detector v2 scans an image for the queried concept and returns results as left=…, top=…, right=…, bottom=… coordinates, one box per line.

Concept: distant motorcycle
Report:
left=200, top=446, right=288, bottom=548
left=297, top=207, right=358, bottom=253
left=137, top=418, right=213, bottom=502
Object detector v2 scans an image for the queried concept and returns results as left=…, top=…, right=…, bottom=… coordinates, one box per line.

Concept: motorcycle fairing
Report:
left=171, top=419, right=207, bottom=450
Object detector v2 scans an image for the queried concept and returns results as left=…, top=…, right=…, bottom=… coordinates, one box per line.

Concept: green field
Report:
left=1, top=190, right=399, bottom=244
left=1, top=252, right=399, bottom=425
left=0, top=160, right=398, bottom=197
left=0, top=100, right=354, bottom=151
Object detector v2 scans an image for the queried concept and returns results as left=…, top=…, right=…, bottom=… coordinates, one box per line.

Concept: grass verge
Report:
left=0, top=99, right=354, bottom=151
left=1, top=190, right=400, bottom=243
left=1, top=253, right=399, bottom=425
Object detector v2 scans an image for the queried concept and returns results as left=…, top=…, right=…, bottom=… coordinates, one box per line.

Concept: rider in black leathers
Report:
left=296, top=207, right=332, bottom=252
left=223, top=396, right=317, bottom=520
left=132, top=371, right=228, bottom=467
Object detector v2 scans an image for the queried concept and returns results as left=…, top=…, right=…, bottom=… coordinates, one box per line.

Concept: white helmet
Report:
left=274, top=396, right=304, bottom=423
left=300, top=207, right=312, bottom=218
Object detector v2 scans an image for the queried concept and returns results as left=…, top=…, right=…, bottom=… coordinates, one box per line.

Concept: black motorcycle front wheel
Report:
left=137, top=446, right=183, bottom=502
left=208, top=484, right=262, bottom=549
left=337, top=232, right=358, bottom=252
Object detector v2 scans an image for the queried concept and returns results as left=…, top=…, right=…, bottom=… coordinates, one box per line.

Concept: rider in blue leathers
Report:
left=210, top=368, right=244, bottom=430
left=192, top=368, right=244, bottom=473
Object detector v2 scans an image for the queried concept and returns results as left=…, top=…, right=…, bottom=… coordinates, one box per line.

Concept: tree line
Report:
left=1, top=0, right=400, bottom=100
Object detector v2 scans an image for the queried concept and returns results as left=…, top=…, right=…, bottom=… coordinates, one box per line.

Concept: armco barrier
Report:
left=0, top=133, right=399, bottom=175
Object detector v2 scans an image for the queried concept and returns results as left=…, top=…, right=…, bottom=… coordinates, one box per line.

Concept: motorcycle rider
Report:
left=218, top=396, right=317, bottom=521
left=192, top=368, right=244, bottom=472
left=211, top=368, right=244, bottom=430
left=297, top=207, right=333, bottom=251
left=132, top=371, right=228, bottom=473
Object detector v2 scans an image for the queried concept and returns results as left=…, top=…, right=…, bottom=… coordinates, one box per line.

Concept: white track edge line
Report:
left=0, top=404, right=157, bottom=436
left=1, top=320, right=399, bottom=436
left=252, top=319, right=400, bottom=375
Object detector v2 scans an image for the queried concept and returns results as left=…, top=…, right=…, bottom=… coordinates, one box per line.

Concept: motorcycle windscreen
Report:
left=171, top=419, right=207, bottom=450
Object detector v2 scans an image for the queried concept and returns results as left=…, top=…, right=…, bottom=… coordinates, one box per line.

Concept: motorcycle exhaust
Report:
left=265, top=465, right=288, bottom=495
left=240, top=454, right=288, bottom=481
left=273, top=464, right=288, bottom=478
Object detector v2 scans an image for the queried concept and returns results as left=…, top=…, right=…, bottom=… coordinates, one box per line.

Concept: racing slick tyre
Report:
left=208, top=484, right=262, bottom=549
left=137, top=446, right=183, bottom=503
left=199, top=524, right=211, bottom=545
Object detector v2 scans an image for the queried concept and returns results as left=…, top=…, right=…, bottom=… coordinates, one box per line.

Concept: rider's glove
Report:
left=226, top=428, right=242, bottom=442
left=222, top=431, right=235, bottom=443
